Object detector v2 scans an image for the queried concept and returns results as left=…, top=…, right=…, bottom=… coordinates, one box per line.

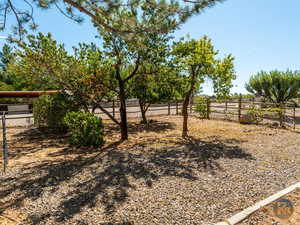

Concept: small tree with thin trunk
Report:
left=98, top=25, right=174, bottom=139
left=129, top=64, right=185, bottom=123
left=172, top=36, right=236, bottom=137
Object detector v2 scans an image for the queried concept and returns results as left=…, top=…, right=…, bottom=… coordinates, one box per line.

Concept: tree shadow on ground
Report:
left=0, top=134, right=254, bottom=224
left=6, top=128, right=67, bottom=160
left=105, top=120, right=176, bottom=136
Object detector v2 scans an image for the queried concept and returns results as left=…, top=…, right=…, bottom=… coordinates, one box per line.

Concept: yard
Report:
left=0, top=116, right=299, bottom=225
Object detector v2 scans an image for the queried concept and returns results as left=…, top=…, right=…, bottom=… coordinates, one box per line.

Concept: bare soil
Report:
left=0, top=116, right=299, bottom=225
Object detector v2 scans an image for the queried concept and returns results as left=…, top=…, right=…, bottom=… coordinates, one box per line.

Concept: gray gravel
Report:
left=0, top=118, right=299, bottom=225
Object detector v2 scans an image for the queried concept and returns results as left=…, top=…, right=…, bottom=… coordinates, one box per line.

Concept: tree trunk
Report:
left=118, top=80, right=128, bottom=141
left=139, top=99, right=147, bottom=124
left=182, top=91, right=191, bottom=137
left=182, top=70, right=196, bottom=138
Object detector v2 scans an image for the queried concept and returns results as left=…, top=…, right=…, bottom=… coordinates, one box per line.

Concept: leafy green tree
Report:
left=245, top=70, right=300, bottom=105
left=129, top=64, right=185, bottom=123
left=10, top=31, right=172, bottom=141
left=6, top=33, right=66, bottom=91
left=8, top=33, right=112, bottom=111
left=172, top=36, right=236, bottom=137
left=0, top=44, right=29, bottom=91
left=97, top=21, right=175, bottom=140
left=2, top=0, right=224, bottom=39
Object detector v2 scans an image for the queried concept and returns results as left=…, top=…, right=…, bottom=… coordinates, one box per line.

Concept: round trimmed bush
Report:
left=63, top=111, right=105, bottom=147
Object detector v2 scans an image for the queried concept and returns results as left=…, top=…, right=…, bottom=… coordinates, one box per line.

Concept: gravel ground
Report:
left=0, top=116, right=299, bottom=225
left=239, top=188, right=300, bottom=225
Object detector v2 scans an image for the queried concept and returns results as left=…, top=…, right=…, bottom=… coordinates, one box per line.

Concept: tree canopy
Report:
left=245, top=70, right=300, bottom=105
left=172, top=35, right=236, bottom=137
left=1, top=0, right=225, bottom=39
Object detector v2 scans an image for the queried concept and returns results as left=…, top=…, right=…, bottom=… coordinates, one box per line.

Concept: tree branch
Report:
left=124, top=55, right=140, bottom=82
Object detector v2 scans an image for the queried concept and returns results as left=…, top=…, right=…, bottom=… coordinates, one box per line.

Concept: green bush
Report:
left=246, top=105, right=264, bottom=124
left=194, top=97, right=209, bottom=118
left=33, top=93, right=78, bottom=132
left=63, top=111, right=105, bottom=147
left=247, top=105, right=284, bottom=125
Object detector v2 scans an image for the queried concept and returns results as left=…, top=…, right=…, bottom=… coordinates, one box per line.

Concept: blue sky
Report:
left=1, top=0, right=300, bottom=94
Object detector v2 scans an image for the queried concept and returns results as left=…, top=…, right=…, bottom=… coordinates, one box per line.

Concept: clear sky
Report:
left=1, top=0, right=300, bottom=95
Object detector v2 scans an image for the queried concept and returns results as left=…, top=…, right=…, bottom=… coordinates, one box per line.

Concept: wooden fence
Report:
left=0, top=97, right=299, bottom=129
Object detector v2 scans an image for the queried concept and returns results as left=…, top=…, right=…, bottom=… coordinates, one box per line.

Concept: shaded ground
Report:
left=0, top=116, right=299, bottom=225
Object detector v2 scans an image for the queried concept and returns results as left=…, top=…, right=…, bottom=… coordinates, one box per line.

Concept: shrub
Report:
left=63, top=111, right=105, bottom=147
left=246, top=105, right=264, bottom=124
left=246, top=105, right=284, bottom=125
left=194, top=97, right=209, bottom=118
left=33, top=93, right=78, bottom=132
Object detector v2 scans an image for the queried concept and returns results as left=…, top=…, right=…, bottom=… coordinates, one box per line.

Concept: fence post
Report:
left=238, top=94, right=242, bottom=122
left=293, top=104, right=296, bottom=130
left=112, top=99, right=115, bottom=118
left=279, top=103, right=284, bottom=127
left=176, top=100, right=179, bottom=115
left=206, top=98, right=210, bottom=119
left=168, top=102, right=171, bottom=116
left=190, top=95, right=193, bottom=114
left=2, top=112, right=8, bottom=172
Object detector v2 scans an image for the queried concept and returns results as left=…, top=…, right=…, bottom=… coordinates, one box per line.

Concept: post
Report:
left=238, top=94, right=242, bottom=122
left=206, top=98, right=210, bottom=119
left=2, top=112, right=8, bottom=172
left=176, top=100, right=179, bottom=115
left=168, top=102, right=171, bottom=116
left=112, top=99, right=115, bottom=118
left=279, top=103, right=284, bottom=127
left=293, top=104, right=296, bottom=130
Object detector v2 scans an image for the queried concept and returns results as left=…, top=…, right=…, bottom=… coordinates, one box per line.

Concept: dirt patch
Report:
left=0, top=116, right=299, bottom=225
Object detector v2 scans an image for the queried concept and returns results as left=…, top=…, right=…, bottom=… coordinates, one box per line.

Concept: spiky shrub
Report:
left=33, top=93, right=78, bottom=132
left=63, top=112, right=105, bottom=147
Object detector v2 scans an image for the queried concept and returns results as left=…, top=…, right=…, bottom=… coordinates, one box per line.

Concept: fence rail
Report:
left=0, top=97, right=299, bottom=129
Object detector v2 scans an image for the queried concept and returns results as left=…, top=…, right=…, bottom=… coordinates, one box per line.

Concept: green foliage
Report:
left=246, top=105, right=264, bottom=124
left=263, top=106, right=284, bottom=119
left=3, top=0, right=223, bottom=39
left=194, top=97, right=209, bottom=118
left=63, top=111, right=105, bottom=147
left=245, top=70, right=300, bottom=105
left=172, top=35, right=236, bottom=136
left=172, top=35, right=236, bottom=98
left=33, top=93, right=79, bottom=132
left=9, top=33, right=67, bottom=91
left=246, top=105, right=284, bottom=125
left=0, top=44, right=27, bottom=91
